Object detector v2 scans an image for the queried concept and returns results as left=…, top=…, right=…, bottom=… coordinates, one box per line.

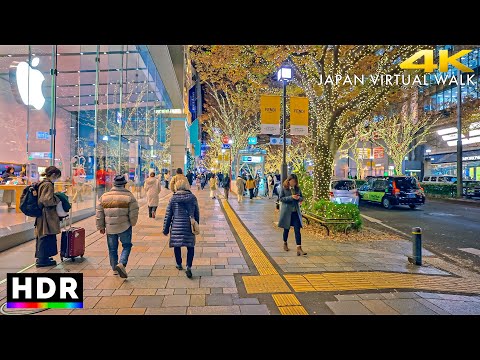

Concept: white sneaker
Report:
left=115, top=263, right=128, bottom=278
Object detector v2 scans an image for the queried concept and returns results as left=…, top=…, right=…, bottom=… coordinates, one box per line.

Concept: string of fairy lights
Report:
left=192, top=45, right=425, bottom=199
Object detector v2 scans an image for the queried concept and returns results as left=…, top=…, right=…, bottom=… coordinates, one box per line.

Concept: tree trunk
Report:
left=235, top=152, right=240, bottom=178
left=312, top=142, right=334, bottom=201
left=392, top=156, right=404, bottom=175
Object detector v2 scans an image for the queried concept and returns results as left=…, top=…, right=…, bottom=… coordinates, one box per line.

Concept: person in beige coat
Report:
left=236, top=175, right=246, bottom=203
left=96, top=175, right=139, bottom=278
left=144, top=172, right=161, bottom=218
left=170, top=168, right=190, bottom=193
left=34, top=166, right=62, bottom=267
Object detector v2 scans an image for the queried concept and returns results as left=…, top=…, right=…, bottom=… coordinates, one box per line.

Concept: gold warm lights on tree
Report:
left=202, top=82, right=259, bottom=176
left=369, top=113, right=440, bottom=175
left=191, top=45, right=429, bottom=199
left=262, top=136, right=310, bottom=174
left=284, top=45, right=423, bottom=200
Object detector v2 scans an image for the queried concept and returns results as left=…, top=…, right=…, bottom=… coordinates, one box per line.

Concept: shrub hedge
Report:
left=296, top=171, right=362, bottom=231
left=419, top=183, right=456, bottom=198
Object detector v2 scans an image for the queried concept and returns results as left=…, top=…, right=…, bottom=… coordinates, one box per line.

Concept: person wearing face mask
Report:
left=35, top=166, right=62, bottom=267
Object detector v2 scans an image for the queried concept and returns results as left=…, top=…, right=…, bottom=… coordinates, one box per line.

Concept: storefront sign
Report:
left=260, top=95, right=281, bottom=135
left=430, top=150, right=480, bottom=164
left=36, top=131, right=51, bottom=140
left=290, top=96, right=309, bottom=135
left=28, top=152, right=52, bottom=160
left=373, top=147, right=384, bottom=159
left=356, top=148, right=371, bottom=159
left=188, top=86, right=197, bottom=121
left=248, top=137, right=257, bottom=145
left=9, top=57, right=46, bottom=110
left=242, top=156, right=263, bottom=163
left=463, top=155, right=480, bottom=161
left=270, top=137, right=291, bottom=145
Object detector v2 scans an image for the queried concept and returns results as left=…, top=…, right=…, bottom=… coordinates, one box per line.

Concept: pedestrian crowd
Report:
left=21, top=165, right=306, bottom=282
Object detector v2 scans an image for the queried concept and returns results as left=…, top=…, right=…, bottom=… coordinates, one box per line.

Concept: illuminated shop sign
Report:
left=241, top=156, right=263, bottom=163
left=9, top=57, right=46, bottom=110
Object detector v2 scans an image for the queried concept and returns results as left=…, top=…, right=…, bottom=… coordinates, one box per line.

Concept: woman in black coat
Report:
left=163, top=179, right=200, bottom=278
left=278, top=173, right=307, bottom=256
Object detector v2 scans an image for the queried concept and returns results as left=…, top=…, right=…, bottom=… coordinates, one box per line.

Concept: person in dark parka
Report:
left=163, top=179, right=200, bottom=278
left=277, top=173, right=307, bottom=256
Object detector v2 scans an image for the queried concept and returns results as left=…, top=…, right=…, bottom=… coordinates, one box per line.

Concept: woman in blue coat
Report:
left=163, top=179, right=200, bottom=278
left=277, top=174, right=307, bottom=256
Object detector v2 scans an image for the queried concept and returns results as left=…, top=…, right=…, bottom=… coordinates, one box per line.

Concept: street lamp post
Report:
left=277, top=66, right=292, bottom=184
left=456, top=68, right=463, bottom=198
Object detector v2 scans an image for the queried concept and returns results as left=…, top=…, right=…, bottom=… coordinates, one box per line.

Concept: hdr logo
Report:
left=7, top=273, right=83, bottom=309
left=400, top=49, right=473, bottom=73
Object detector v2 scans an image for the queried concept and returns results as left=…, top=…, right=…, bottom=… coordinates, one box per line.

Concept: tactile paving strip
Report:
left=222, top=200, right=278, bottom=275
left=285, top=272, right=480, bottom=293
left=278, top=306, right=309, bottom=315
left=272, top=293, right=301, bottom=307
left=243, top=275, right=291, bottom=293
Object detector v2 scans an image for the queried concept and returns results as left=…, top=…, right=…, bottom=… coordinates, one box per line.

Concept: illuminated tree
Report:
left=283, top=45, right=423, bottom=200
left=369, top=113, right=440, bottom=175
left=203, top=82, right=260, bottom=177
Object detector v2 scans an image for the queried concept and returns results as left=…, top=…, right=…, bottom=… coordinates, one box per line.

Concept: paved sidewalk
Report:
left=0, top=187, right=269, bottom=315
left=2, top=186, right=480, bottom=315
left=225, top=194, right=480, bottom=315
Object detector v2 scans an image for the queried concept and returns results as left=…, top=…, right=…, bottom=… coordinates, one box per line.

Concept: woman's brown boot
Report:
left=283, top=242, right=289, bottom=251
left=296, top=246, right=307, bottom=256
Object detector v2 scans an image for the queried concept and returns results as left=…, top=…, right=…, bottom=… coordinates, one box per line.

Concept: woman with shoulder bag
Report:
left=162, top=180, right=200, bottom=278
left=278, top=173, right=307, bottom=256
left=35, top=166, right=63, bottom=267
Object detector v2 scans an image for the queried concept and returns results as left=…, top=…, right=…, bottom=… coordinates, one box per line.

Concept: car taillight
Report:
left=392, top=181, right=400, bottom=196
left=329, top=191, right=334, bottom=198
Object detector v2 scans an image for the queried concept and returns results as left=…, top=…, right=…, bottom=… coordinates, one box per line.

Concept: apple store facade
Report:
left=0, top=45, right=175, bottom=246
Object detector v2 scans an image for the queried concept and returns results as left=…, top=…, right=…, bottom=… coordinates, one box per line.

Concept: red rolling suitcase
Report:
left=60, top=211, right=85, bottom=262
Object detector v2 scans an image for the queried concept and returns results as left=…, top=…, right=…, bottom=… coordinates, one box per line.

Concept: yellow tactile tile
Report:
left=279, top=306, right=309, bottom=315
left=272, top=293, right=302, bottom=307
left=285, top=272, right=480, bottom=294
left=221, top=200, right=278, bottom=275
left=243, top=275, right=291, bottom=294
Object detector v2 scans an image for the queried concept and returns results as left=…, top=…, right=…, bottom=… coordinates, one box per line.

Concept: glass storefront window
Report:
left=0, top=45, right=174, bottom=232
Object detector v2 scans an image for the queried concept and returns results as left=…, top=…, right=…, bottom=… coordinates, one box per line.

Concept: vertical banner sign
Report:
left=260, top=95, right=281, bottom=135
left=290, top=96, right=309, bottom=135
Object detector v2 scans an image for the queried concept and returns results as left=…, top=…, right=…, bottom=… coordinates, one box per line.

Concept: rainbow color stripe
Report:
left=7, top=302, right=83, bottom=309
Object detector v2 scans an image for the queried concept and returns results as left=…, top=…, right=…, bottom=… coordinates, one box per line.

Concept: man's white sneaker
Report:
left=115, top=263, right=128, bottom=278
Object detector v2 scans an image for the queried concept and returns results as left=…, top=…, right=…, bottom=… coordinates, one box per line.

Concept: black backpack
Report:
left=20, top=182, right=42, bottom=217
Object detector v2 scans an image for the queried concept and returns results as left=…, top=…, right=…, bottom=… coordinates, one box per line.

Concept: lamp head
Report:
left=277, top=66, right=292, bottom=81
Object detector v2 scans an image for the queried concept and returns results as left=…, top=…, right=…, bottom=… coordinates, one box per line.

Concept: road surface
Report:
left=360, top=198, right=480, bottom=273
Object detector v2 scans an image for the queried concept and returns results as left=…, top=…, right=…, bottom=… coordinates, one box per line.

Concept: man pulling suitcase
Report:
left=96, top=175, right=139, bottom=278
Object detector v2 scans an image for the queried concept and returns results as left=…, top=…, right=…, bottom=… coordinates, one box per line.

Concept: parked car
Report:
left=329, top=179, right=359, bottom=206
left=422, top=175, right=457, bottom=183
left=359, top=176, right=425, bottom=209
left=463, top=181, right=480, bottom=197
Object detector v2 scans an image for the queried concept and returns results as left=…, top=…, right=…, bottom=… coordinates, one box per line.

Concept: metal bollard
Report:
left=408, top=227, right=422, bottom=266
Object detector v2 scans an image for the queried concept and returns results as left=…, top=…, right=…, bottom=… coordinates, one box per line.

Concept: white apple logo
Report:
left=9, top=57, right=45, bottom=110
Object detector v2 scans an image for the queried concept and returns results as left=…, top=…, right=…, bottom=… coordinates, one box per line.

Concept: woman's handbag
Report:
left=184, top=203, right=200, bottom=235
left=190, top=216, right=200, bottom=235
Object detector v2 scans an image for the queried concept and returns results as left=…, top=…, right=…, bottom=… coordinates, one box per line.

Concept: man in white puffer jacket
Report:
left=96, top=174, right=139, bottom=278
